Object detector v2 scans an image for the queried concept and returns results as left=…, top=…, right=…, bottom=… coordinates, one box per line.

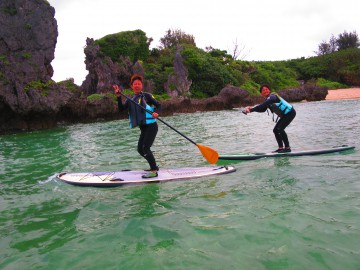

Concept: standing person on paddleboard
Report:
left=244, top=84, right=296, bottom=153
left=113, top=74, right=161, bottom=178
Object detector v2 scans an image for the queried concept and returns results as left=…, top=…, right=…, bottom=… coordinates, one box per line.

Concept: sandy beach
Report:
left=325, top=88, right=360, bottom=100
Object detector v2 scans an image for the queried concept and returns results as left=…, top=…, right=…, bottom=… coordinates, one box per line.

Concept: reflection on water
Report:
left=273, top=157, right=291, bottom=167
left=123, top=184, right=162, bottom=218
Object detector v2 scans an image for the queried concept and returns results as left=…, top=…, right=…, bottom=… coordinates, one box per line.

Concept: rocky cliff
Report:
left=0, top=0, right=72, bottom=132
left=0, top=0, right=120, bottom=133
left=0, top=0, right=324, bottom=134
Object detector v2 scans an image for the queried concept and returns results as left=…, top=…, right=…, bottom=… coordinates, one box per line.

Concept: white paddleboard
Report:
left=57, top=166, right=236, bottom=187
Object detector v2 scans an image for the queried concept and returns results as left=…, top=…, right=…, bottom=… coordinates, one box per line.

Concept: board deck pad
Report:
left=218, top=145, right=355, bottom=161
left=57, top=166, right=236, bottom=187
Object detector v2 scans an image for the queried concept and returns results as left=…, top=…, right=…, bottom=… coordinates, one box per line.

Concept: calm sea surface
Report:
left=1, top=99, right=359, bottom=270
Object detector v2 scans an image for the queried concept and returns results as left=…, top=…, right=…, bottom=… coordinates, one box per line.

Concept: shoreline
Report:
left=325, top=88, right=360, bottom=100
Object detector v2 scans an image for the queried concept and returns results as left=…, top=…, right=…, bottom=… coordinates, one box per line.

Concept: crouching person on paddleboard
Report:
left=113, top=74, right=161, bottom=178
left=244, top=84, right=296, bottom=153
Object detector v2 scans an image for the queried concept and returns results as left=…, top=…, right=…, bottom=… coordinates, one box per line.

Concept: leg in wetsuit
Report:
left=138, top=122, right=159, bottom=171
left=273, top=109, right=296, bottom=148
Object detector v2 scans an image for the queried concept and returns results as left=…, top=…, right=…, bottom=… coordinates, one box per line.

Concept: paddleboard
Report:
left=218, top=145, right=355, bottom=161
left=57, top=166, right=236, bottom=187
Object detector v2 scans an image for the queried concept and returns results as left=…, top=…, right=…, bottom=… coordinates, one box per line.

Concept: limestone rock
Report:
left=0, top=0, right=58, bottom=113
left=81, top=38, right=133, bottom=94
left=218, top=84, right=249, bottom=106
left=0, top=0, right=81, bottom=132
left=164, top=46, right=192, bottom=98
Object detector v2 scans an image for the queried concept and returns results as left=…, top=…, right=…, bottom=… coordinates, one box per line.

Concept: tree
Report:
left=159, top=29, right=196, bottom=49
left=315, top=35, right=337, bottom=56
left=205, top=47, right=232, bottom=64
left=329, top=35, right=338, bottom=52
left=230, top=38, right=248, bottom=60
left=315, top=31, right=359, bottom=55
left=336, top=31, right=360, bottom=50
left=316, top=41, right=332, bottom=56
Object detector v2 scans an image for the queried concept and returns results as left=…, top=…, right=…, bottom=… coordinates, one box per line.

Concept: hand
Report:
left=152, top=112, right=159, bottom=118
left=113, top=85, right=122, bottom=97
left=242, top=107, right=251, bottom=114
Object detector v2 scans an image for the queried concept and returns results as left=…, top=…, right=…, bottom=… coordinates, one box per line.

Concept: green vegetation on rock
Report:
left=92, top=29, right=359, bottom=98
left=24, top=80, right=54, bottom=96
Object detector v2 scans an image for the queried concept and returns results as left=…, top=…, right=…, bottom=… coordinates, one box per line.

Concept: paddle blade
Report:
left=196, top=144, right=219, bottom=164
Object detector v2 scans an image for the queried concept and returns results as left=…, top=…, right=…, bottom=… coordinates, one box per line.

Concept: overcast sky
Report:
left=48, top=0, right=360, bottom=85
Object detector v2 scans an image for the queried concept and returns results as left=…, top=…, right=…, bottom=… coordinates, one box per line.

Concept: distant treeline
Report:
left=94, top=29, right=360, bottom=98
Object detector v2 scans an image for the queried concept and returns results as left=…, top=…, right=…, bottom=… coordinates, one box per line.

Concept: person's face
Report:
left=131, top=79, right=143, bottom=94
left=260, top=86, right=271, bottom=97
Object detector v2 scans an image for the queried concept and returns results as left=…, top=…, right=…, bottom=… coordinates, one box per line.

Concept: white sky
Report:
left=48, top=0, right=360, bottom=85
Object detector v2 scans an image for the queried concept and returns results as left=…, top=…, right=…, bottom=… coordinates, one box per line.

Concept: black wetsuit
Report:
left=118, top=92, right=161, bottom=170
left=250, top=93, right=296, bottom=148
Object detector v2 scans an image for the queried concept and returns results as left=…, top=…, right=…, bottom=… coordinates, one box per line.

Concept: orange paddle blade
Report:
left=196, top=144, right=219, bottom=164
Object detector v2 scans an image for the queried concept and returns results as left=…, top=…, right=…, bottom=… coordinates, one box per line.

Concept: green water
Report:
left=1, top=99, right=359, bottom=270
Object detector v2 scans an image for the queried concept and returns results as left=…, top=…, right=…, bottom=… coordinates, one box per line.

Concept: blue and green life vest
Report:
left=128, top=94, right=157, bottom=128
left=269, top=94, right=293, bottom=117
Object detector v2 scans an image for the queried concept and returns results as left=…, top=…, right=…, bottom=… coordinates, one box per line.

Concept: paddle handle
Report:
left=118, top=91, right=197, bottom=146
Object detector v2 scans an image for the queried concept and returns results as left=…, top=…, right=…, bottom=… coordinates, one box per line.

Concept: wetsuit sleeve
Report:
left=250, top=94, right=279, bottom=112
left=117, top=97, right=129, bottom=112
left=144, top=93, right=161, bottom=113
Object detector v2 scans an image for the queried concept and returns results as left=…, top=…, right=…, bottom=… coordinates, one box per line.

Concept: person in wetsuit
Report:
left=113, top=74, right=161, bottom=178
left=244, top=84, right=296, bottom=153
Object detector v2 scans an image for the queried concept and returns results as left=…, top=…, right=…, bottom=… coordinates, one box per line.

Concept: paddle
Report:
left=117, top=91, right=219, bottom=164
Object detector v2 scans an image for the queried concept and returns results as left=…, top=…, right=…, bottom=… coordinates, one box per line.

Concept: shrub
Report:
left=316, top=78, right=348, bottom=89
left=87, top=94, right=104, bottom=102
left=95, top=30, right=150, bottom=63
left=182, top=45, right=237, bottom=97
left=22, top=52, right=32, bottom=59
left=58, top=78, right=78, bottom=91
left=240, top=80, right=260, bottom=95
left=24, top=80, right=54, bottom=96
left=250, top=61, right=300, bottom=91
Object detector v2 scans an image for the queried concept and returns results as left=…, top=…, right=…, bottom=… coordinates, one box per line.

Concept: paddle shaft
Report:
left=119, top=92, right=197, bottom=145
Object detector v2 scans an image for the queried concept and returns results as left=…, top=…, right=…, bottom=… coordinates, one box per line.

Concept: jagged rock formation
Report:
left=162, top=85, right=257, bottom=114
left=81, top=38, right=133, bottom=95
left=2, top=0, right=316, bottom=134
left=164, top=46, right=192, bottom=98
left=81, top=39, right=256, bottom=114
left=81, top=38, right=157, bottom=94
left=279, top=85, right=328, bottom=102
left=0, top=0, right=73, bottom=131
left=0, top=0, right=56, bottom=86
left=0, top=2, right=119, bottom=133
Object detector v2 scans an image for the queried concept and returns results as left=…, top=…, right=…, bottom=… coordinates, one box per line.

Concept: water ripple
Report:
left=0, top=99, right=359, bottom=269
